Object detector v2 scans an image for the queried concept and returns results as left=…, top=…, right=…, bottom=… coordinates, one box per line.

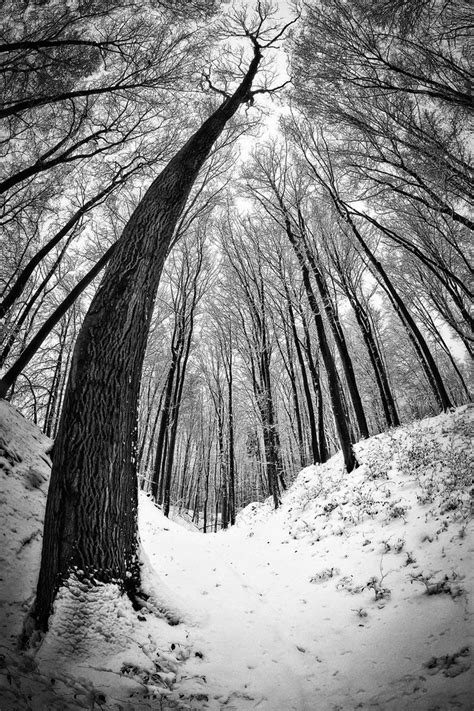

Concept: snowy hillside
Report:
left=0, top=400, right=473, bottom=709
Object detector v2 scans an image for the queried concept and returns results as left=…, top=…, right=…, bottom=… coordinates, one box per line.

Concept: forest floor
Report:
left=0, top=400, right=473, bottom=710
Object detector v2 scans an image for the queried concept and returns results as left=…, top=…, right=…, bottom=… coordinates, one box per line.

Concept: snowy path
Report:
left=139, top=490, right=473, bottom=711
left=142, top=514, right=316, bottom=709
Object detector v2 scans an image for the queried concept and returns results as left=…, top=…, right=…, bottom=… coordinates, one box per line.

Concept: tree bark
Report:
left=32, top=43, right=263, bottom=633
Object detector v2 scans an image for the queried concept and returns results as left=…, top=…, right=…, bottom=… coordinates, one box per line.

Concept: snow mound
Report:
left=139, top=492, right=200, bottom=533
left=239, top=405, right=473, bottom=542
left=228, top=405, right=474, bottom=709
left=37, top=577, right=137, bottom=661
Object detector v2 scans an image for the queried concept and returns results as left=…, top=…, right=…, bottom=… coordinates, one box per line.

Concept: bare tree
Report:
left=30, top=4, right=297, bottom=634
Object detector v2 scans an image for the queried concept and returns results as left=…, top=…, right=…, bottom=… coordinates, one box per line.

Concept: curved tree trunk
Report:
left=32, top=45, right=264, bottom=633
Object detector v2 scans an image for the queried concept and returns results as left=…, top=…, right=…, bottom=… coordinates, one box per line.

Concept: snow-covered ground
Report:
left=0, top=399, right=473, bottom=709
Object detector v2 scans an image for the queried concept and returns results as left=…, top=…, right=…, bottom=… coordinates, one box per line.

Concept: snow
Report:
left=0, top=400, right=51, bottom=647
left=0, top=399, right=473, bottom=709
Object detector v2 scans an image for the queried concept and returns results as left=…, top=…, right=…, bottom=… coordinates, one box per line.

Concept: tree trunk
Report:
left=137, top=378, right=162, bottom=478
left=300, top=312, right=329, bottom=462
left=285, top=297, right=319, bottom=464
left=140, top=386, right=166, bottom=491
left=52, top=329, right=74, bottom=439
left=151, top=361, right=176, bottom=502
left=299, top=218, right=369, bottom=439
left=227, top=353, right=236, bottom=526
left=281, top=212, right=357, bottom=471
left=281, top=323, right=306, bottom=467
left=349, top=289, right=400, bottom=428
left=163, top=326, right=193, bottom=517
left=32, top=44, right=263, bottom=633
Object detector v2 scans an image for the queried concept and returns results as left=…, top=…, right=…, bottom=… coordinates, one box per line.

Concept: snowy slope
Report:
left=0, top=401, right=473, bottom=710
left=0, top=400, right=51, bottom=648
